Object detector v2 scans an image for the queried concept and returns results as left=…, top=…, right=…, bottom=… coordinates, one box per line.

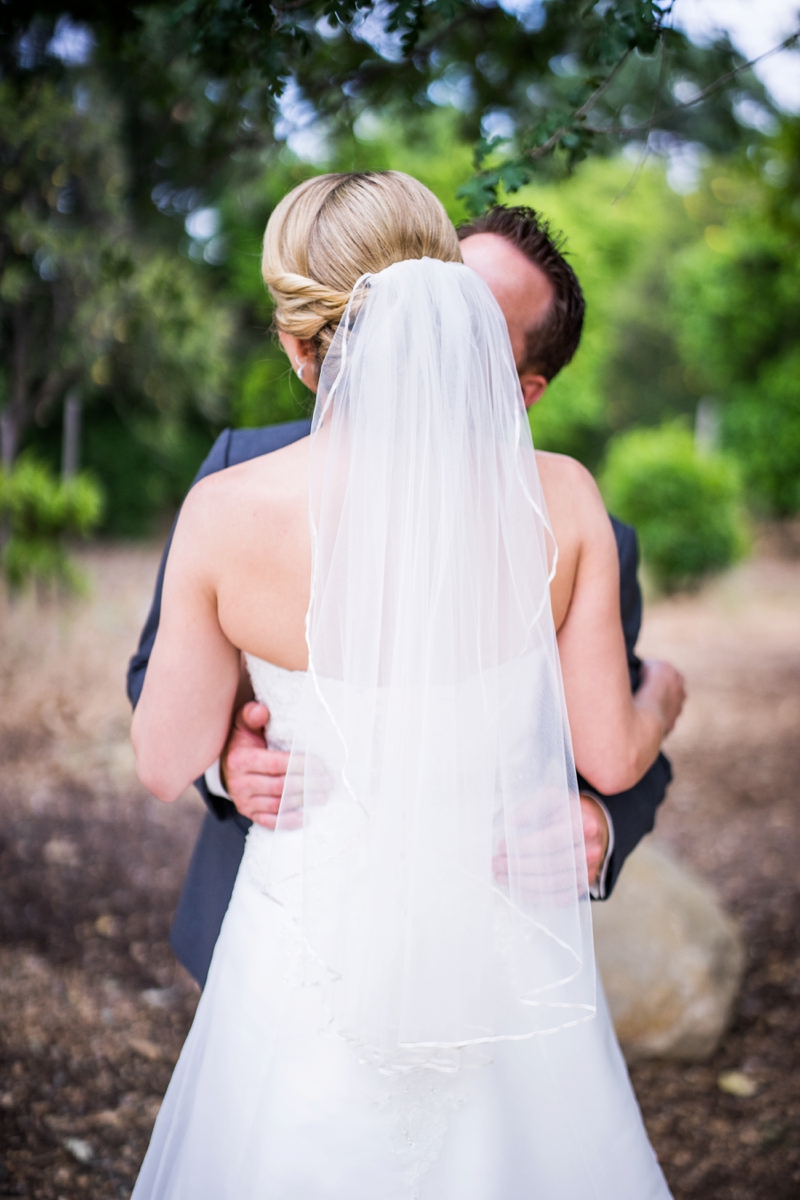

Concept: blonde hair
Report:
left=262, top=171, right=462, bottom=361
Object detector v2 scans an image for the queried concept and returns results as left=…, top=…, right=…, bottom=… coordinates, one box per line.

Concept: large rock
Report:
left=593, top=840, right=745, bottom=1061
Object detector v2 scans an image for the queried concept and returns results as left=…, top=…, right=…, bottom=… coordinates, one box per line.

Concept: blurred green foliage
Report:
left=0, top=73, right=234, bottom=534
left=1, top=2, right=798, bottom=557
left=671, top=119, right=800, bottom=516
left=0, top=457, right=103, bottom=590
left=600, top=424, right=747, bottom=592
left=510, top=156, right=695, bottom=466
left=3, top=2, right=775, bottom=216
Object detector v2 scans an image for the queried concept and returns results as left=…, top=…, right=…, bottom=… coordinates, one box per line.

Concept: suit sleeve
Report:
left=610, top=517, right=644, bottom=694
left=579, top=753, right=672, bottom=897
left=126, top=430, right=234, bottom=821
left=584, top=515, right=672, bottom=898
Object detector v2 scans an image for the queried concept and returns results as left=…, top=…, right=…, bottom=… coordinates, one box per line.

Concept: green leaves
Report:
left=0, top=67, right=234, bottom=534
left=0, top=459, right=103, bottom=540
left=1, top=0, right=791, bottom=546
left=457, top=154, right=533, bottom=215
left=3, top=0, right=780, bottom=225
left=0, top=459, right=104, bottom=591
left=670, top=118, right=800, bottom=515
left=591, top=0, right=664, bottom=65
left=600, top=423, right=747, bottom=593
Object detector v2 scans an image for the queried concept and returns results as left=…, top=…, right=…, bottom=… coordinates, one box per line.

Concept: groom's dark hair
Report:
left=457, top=206, right=585, bottom=382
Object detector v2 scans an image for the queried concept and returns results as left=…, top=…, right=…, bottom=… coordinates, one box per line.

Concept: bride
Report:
left=131, top=170, right=683, bottom=1199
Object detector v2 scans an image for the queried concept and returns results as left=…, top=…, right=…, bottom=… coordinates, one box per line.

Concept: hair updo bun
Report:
left=262, top=171, right=462, bottom=362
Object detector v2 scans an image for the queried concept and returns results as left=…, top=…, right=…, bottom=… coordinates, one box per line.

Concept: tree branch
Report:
left=519, top=27, right=799, bottom=164
left=574, top=48, right=633, bottom=120
left=583, top=28, right=800, bottom=140
left=518, top=49, right=634, bottom=163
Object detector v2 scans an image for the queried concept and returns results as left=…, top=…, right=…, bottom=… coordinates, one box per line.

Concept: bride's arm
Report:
left=131, top=483, right=241, bottom=804
left=553, top=464, right=683, bottom=795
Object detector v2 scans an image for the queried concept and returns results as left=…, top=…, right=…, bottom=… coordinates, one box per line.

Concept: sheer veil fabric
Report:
left=265, top=257, right=595, bottom=1073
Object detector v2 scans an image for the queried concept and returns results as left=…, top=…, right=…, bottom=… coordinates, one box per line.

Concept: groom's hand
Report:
left=222, top=702, right=289, bottom=829
left=492, top=790, right=610, bottom=899
left=580, top=795, right=610, bottom=888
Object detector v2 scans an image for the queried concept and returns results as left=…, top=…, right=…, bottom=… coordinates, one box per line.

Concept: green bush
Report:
left=722, top=346, right=800, bottom=517
left=0, top=459, right=104, bottom=591
left=599, top=424, right=747, bottom=593
left=669, top=122, right=800, bottom=516
left=233, top=346, right=311, bottom=429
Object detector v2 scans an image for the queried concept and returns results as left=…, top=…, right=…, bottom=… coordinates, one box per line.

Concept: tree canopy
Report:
left=2, top=1, right=790, bottom=218
left=1, top=1, right=798, bottom=538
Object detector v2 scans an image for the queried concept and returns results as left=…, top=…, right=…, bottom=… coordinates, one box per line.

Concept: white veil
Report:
left=264, top=257, right=595, bottom=1073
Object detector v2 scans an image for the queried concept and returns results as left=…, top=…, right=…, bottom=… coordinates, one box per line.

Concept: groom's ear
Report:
left=519, top=372, right=548, bottom=410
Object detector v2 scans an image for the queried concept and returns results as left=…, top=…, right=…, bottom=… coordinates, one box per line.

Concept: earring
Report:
left=295, top=356, right=306, bottom=382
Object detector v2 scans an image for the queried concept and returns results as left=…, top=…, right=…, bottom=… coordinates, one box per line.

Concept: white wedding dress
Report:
left=132, top=655, right=672, bottom=1200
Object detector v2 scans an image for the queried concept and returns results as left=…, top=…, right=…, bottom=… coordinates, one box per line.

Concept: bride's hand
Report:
left=635, top=659, right=686, bottom=739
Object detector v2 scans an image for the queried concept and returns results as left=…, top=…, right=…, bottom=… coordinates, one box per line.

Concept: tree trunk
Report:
left=0, top=410, right=18, bottom=469
left=5, top=305, right=33, bottom=469
left=61, top=389, right=82, bottom=479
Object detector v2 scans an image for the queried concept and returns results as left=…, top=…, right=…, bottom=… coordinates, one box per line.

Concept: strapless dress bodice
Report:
left=244, top=653, right=306, bottom=753
left=241, top=655, right=307, bottom=888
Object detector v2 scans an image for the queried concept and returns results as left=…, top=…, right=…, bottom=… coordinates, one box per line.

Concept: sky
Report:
left=673, top=0, right=800, bottom=112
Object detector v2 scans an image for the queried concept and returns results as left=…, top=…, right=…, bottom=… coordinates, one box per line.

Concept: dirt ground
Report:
left=0, top=539, right=798, bottom=1199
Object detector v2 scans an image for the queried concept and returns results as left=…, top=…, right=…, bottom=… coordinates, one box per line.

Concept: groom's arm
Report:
left=580, top=517, right=671, bottom=899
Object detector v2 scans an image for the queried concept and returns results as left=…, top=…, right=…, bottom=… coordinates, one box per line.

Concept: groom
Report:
left=128, top=205, right=673, bottom=988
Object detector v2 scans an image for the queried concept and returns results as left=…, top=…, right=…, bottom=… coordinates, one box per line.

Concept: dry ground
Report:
left=0, top=539, right=798, bottom=1199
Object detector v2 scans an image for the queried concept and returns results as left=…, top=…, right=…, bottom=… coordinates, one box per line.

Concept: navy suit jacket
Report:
left=128, top=419, right=671, bottom=987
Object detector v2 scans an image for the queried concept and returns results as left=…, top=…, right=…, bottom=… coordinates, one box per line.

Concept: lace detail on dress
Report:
left=243, top=654, right=306, bottom=751
left=376, top=1070, right=468, bottom=1199
left=240, top=656, right=305, bottom=904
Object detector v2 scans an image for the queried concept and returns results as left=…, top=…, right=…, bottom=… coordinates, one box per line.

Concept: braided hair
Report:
left=262, top=172, right=462, bottom=365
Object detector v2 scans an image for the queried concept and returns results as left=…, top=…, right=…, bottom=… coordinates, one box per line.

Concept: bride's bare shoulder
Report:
left=534, top=451, right=616, bottom=625
left=176, top=435, right=311, bottom=552
left=534, top=450, right=607, bottom=526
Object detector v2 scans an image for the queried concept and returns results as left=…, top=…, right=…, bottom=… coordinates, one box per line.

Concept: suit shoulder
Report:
left=609, top=514, right=638, bottom=567
left=227, top=419, right=312, bottom=466
left=609, top=512, right=635, bottom=543
left=193, top=429, right=232, bottom=483
left=182, top=439, right=307, bottom=526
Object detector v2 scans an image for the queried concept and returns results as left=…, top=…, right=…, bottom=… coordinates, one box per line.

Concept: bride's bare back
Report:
left=188, top=440, right=608, bottom=663
left=133, top=436, right=672, bottom=804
